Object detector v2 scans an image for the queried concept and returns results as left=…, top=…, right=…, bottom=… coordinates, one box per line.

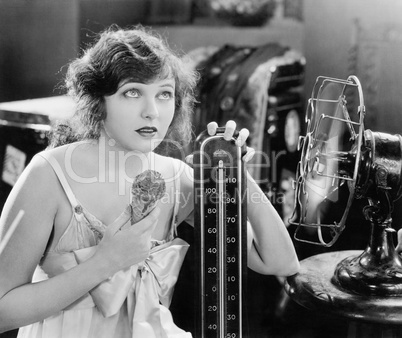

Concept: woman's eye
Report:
left=159, top=91, right=174, bottom=100
left=124, top=89, right=140, bottom=98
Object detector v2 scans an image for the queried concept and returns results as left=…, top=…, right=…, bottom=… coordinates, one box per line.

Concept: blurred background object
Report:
left=209, top=0, right=276, bottom=27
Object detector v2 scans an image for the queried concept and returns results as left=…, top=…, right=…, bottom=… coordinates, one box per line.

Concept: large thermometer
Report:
left=194, top=128, right=248, bottom=338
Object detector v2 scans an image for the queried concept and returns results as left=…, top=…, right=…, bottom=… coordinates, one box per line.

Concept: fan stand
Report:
left=332, top=198, right=402, bottom=296
left=285, top=193, right=402, bottom=336
left=332, top=130, right=402, bottom=296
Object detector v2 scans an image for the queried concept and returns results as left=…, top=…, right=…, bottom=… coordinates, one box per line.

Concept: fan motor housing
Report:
left=357, top=130, right=402, bottom=202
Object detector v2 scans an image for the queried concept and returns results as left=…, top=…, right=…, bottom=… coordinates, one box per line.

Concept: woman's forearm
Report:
left=0, top=253, right=111, bottom=333
left=246, top=173, right=300, bottom=276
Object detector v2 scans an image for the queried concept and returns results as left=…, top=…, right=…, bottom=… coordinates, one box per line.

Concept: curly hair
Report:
left=48, top=25, right=198, bottom=155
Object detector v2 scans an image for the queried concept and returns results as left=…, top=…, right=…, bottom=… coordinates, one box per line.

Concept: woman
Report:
left=0, top=26, right=299, bottom=337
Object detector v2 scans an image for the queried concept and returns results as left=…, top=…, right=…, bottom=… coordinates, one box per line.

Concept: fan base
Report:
left=332, top=225, right=402, bottom=296
left=332, top=253, right=402, bottom=296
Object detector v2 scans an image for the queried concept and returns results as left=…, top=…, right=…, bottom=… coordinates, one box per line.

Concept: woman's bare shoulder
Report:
left=14, top=142, right=95, bottom=201
left=9, top=147, right=72, bottom=204
left=42, top=141, right=97, bottom=162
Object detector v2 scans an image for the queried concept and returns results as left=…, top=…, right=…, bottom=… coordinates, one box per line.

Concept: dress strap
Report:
left=36, top=152, right=80, bottom=209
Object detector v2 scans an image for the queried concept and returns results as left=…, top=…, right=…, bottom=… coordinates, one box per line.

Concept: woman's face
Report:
left=103, top=78, right=176, bottom=153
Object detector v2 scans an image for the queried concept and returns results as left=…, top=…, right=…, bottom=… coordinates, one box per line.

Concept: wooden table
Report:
left=285, top=250, right=402, bottom=337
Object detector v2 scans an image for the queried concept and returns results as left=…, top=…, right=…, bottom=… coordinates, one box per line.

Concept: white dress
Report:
left=18, top=152, right=192, bottom=338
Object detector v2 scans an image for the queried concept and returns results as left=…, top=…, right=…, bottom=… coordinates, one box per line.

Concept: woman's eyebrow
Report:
left=159, top=83, right=175, bottom=89
left=117, top=80, right=175, bottom=89
left=117, top=81, right=132, bottom=89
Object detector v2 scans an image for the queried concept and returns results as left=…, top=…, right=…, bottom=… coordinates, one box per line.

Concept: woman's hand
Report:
left=93, top=206, right=160, bottom=274
left=207, top=120, right=255, bottom=162
left=186, top=120, right=255, bottom=166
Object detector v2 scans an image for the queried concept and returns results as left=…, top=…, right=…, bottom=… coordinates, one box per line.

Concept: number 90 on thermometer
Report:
left=194, top=128, right=248, bottom=338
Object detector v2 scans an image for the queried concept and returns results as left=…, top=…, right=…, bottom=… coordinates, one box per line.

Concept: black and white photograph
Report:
left=1, top=1, right=402, bottom=337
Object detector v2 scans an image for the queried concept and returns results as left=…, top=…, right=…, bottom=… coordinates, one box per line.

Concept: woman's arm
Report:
left=245, top=173, right=300, bottom=276
left=0, top=155, right=159, bottom=332
left=181, top=121, right=299, bottom=277
left=179, top=166, right=299, bottom=277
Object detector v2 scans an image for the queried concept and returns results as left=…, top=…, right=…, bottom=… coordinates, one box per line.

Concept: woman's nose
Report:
left=141, top=98, right=159, bottom=120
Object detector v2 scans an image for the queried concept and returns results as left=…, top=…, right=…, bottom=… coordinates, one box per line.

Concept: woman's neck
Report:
left=97, top=132, right=157, bottom=182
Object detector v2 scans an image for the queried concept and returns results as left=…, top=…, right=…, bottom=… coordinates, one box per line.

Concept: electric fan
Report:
left=290, top=75, right=402, bottom=296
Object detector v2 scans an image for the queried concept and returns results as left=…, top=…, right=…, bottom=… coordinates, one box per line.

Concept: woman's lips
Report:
left=136, top=126, right=157, bottom=137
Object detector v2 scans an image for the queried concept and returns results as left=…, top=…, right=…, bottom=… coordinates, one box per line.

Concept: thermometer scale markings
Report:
left=218, top=160, right=226, bottom=338
left=203, top=165, right=242, bottom=337
left=196, top=132, right=246, bottom=338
